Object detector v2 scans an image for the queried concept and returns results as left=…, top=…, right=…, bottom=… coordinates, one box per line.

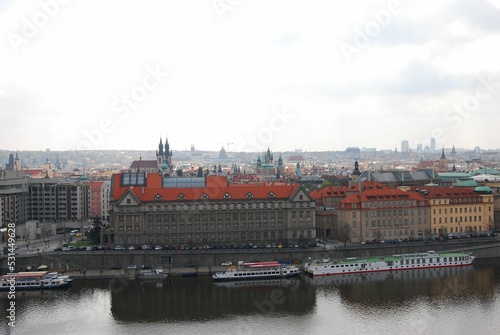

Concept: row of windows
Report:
left=364, top=209, right=426, bottom=217
left=118, top=221, right=288, bottom=232
left=432, top=226, right=483, bottom=233
left=118, top=211, right=313, bottom=223
left=144, top=211, right=289, bottom=222
left=139, top=201, right=313, bottom=211
left=433, top=207, right=486, bottom=214
left=432, top=197, right=482, bottom=205
left=362, top=200, right=418, bottom=208
left=352, top=218, right=427, bottom=228
left=433, top=216, right=482, bottom=224
left=366, top=229, right=413, bottom=238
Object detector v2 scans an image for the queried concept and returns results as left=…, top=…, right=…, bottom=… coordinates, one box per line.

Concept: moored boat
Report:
left=137, top=266, right=168, bottom=280
left=0, top=271, right=72, bottom=290
left=304, top=250, right=475, bottom=276
left=212, top=261, right=301, bottom=282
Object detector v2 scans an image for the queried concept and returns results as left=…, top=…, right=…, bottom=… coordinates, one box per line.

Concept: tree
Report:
left=88, top=218, right=102, bottom=245
left=320, top=181, right=332, bottom=189
left=424, top=228, right=432, bottom=241
left=338, top=222, right=352, bottom=247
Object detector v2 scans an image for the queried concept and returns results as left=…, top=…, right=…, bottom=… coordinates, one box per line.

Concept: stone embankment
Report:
left=4, top=239, right=500, bottom=278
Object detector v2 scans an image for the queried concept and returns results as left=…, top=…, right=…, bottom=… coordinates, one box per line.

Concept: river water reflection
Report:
left=2, top=260, right=500, bottom=335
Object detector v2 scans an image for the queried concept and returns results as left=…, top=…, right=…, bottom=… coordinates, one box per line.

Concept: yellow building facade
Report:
left=416, top=186, right=494, bottom=236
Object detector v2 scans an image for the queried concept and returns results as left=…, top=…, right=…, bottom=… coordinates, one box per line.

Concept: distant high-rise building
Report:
left=430, top=138, right=436, bottom=152
left=417, top=144, right=423, bottom=152
left=401, top=140, right=409, bottom=153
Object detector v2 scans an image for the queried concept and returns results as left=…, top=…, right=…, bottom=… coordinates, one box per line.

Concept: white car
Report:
left=221, top=261, right=232, bottom=266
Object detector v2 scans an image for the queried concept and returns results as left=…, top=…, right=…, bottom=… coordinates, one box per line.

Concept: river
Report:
left=2, top=260, right=500, bottom=335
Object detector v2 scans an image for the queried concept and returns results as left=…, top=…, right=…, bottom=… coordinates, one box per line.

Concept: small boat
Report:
left=0, top=271, right=72, bottom=290
left=137, top=266, right=168, bottom=280
left=212, top=261, right=301, bottom=282
left=303, top=250, right=475, bottom=276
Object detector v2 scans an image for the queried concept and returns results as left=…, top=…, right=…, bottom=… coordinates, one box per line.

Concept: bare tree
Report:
left=338, top=223, right=352, bottom=248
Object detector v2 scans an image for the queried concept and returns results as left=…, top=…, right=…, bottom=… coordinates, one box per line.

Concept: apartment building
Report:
left=413, top=186, right=494, bottom=236
left=338, top=182, right=429, bottom=243
left=28, top=178, right=89, bottom=222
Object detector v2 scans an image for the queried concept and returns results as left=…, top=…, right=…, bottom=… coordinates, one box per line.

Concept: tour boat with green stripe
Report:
left=303, top=251, right=475, bottom=276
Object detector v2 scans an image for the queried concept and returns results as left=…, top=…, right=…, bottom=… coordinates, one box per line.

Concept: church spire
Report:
left=165, top=137, right=170, bottom=155
left=158, top=136, right=164, bottom=155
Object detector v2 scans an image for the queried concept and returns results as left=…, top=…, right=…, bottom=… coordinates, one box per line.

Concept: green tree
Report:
left=321, top=181, right=332, bottom=188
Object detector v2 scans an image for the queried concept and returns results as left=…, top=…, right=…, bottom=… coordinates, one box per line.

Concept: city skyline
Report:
left=1, top=1, right=500, bottom=152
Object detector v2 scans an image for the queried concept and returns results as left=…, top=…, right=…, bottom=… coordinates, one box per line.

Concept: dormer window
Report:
left=268, top=192, right=276, bottom=198
left=246, top=192, right=254, bottom=199
left=178, top=193, right=186, bottom=200
left=223, top=192, right=231, bottom=199
left=201, top=193, right=209, bottom=200
left=154, top=194, right=163, bottom=201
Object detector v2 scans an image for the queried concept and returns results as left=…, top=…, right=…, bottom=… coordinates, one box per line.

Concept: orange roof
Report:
left=410, top=186, right=478, bottom=199
left=310, top=186, right=348, bottom=199
left=112, top=174, right=300, bottom=202
left=340, top=183, right=427, bottom=207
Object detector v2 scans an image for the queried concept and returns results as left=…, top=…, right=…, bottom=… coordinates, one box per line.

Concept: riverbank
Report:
left=64, top=266, right=226, bottom=280
left=5, top=238, right=500, bottom=276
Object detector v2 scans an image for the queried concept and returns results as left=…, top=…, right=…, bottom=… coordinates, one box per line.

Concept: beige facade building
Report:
left=338, top=182, right=429, bottom=243
left=414, top=186, right=495, bottom=236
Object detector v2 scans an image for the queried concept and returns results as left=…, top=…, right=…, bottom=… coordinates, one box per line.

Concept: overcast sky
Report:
left=1, top=0, right=500, bottom=153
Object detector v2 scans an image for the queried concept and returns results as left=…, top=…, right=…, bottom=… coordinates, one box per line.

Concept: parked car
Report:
left=128, top=246, right=136, bottom=250
left=126, top=265, right=137, bottom=270
left=221, top=261, right=232, bottom=266
left=114, top=245, right=126, bottom=250
left=110, top=265, right=122, bottom=270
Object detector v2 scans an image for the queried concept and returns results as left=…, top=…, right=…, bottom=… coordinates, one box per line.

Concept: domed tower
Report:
left=352, top=160, right=362, bottom=182
left=277, top=155, right=284, bottom=174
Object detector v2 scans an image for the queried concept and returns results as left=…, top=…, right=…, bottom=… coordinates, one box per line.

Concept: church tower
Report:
left=156, top=136, right=173, bottom=175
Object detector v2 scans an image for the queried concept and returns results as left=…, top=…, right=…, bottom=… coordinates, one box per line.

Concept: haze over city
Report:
left=1, top=0, right=500, bottom=153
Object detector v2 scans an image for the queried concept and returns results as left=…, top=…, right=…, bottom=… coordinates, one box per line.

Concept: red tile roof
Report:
left=310, top=186, right=348, bottom=200
left=410, top=186, right=479, bottom=199
left=112, top=174, right=301, bottom=202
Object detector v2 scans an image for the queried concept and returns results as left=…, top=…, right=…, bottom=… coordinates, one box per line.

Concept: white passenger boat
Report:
left=303, top=251, right=475, bottom=276
left=212, top=261, right=301, bottom=282
left=0, top=271, right=72, bottom=290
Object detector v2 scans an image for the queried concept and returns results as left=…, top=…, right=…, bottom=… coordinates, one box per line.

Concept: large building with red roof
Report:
left=108, top=172, right=316, bottom=247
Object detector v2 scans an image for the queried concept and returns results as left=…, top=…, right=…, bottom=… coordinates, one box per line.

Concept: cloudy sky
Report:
left=1, top=0, right=500, bottom=153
